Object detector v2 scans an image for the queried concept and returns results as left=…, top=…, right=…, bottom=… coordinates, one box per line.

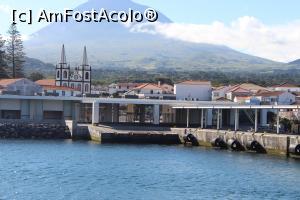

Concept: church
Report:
left=55, top=45, right=92, bottom=94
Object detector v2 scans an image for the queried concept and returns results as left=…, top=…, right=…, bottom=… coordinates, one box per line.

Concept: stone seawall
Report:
left=0, top=121, right=71, bottom=139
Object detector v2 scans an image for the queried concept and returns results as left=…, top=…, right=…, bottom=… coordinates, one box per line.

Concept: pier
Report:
left=0, top=95, right=300, bottom=157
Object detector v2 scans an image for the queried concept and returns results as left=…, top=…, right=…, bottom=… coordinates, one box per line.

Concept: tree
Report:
left=28, top=72, right=45, bottom=81
left=6, top=23, right=25, bottom=78
left=0, top=34, right=9, bottom=78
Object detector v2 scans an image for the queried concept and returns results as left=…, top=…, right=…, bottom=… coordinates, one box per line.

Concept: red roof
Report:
left=134, top=83, right=163, bottom=90
left=272, top=83, right=299, bottom=88
left=0, top=78, right=23, bottom=86
left=255, top=91, right=286, bottom=97
left=35, top=79, right=55, bottom=86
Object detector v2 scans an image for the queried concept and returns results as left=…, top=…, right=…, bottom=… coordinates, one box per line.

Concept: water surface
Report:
left=0, top=140, right=299, bottom=200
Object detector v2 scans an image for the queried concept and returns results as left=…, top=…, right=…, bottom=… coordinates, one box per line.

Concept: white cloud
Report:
left=130, top=16, right=300, bottom=63
left=0, top=4, right=12, bottom=14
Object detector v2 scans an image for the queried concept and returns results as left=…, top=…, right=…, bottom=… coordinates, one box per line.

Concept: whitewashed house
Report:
left=108, top=83, right=141, bottom=95
left=225, top=83, right=269, bottom=101
left=36, top=79, right=81, bottom=97
left=0, top=78, right=42, bottom=96
left=269, top=83, right=300, bottom=93
left=255, top=91, right=296, bottom=105
left=124, top=83, right=175, bottom=99
left=212, top=85, right=234, bottom=100
left=42, top=85, right=81, bottom=97
left=160, top=83, right=174, bottom=94
left=174, top=81, right=212, bottom=101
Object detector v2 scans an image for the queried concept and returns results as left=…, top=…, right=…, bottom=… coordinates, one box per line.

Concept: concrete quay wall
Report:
left=88, top=125, right=181, bottom=144
left=176, top=128, right=300, bottom=156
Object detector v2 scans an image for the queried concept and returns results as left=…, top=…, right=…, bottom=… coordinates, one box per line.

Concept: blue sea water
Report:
left=0, top=140, right=299, bottom=200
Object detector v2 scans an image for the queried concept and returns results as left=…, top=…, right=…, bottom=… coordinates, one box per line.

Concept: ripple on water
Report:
left=0, top=140, right=300, bottom=200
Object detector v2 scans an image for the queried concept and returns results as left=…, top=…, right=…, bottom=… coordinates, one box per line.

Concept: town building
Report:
left=108, top=83, right=142, bottom=95
left=225, top=83, right=269, bottom=101
left=159, top=83, right=174, bottom=94
left=269, top=83, right=300, bottom=93
left=212, top=85, right=235, bottom=100
left=174, top=80, right=212, bottom=101
left=55, top=45, right=91, bottom=94
left=124, top=83, right=175, bottom=99
left=255, top=91, right=296, bottom=105
left=36, top=79, right=81, bottom=97
left=41, top=85, right=81, bottom=97
left=0, top=78, right=42, bottom=96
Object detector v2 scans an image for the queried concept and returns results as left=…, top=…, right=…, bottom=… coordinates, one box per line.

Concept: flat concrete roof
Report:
left=0, top=95, right=299, bottom=109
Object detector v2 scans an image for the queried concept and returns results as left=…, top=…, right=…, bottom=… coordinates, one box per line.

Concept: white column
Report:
left=92, top=102, right=99, bottom=125
left=206, top=109, right=213, bottom=127
left=234, top=109, right=239, bottom=131
left=217, top=109, right=220, bottom=130
left=277, top=109, right=280, bottom=134
left=186, top=109, right=190, bottom=128
left=254, top=109, right=258, bottom=132
left=201, top=109, right=204, bottom=129
left=260, top=109, right=268, bottom=127
left=153, top=104, right=160, bottom=125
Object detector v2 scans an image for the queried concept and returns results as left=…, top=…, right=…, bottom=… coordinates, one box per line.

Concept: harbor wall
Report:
left=0, top=120, right=71, bottom=139
left=175, top=129, right=300, bottom=156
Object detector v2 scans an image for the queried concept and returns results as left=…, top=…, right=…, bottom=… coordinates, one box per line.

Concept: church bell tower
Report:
left=81, top=46, right=91, bottom=94
left=55, top=44, right=70, bottom=87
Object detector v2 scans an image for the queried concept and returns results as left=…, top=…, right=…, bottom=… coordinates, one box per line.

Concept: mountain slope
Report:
left=24, top=57, right=55, bottom=75
left=25, top=0, right=285, bottom=72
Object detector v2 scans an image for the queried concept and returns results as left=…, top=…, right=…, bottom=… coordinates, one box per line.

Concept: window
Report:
left=85, top=72, right=89, bottom=80
left=63, top=71, right=68, bottom=79
left=150, top=90, right=153, bottom=94
left=62, top=91, right=65, bottom=96
left=57, top=71, right=60, bottom=78
left=63, top=83, right=67, bottom=87
left=85, top=84, right=89, bottom=92
left=77, top=84, right=81, bottom=91
left=71, top=83, right=74, bottom=88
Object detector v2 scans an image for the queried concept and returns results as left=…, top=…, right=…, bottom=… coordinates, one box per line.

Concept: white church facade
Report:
left=55, top=45, right=92, bottom=94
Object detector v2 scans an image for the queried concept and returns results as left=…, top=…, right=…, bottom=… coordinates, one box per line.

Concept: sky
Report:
left=0, top=0, right=300, bottom=62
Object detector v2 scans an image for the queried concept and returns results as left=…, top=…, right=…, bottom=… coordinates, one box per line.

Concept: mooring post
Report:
left=286, top=136, right=290, bottom=157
